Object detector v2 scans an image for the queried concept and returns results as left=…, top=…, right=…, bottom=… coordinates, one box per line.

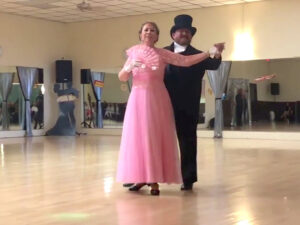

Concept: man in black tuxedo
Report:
left=164, top=14, right=224, bottom=190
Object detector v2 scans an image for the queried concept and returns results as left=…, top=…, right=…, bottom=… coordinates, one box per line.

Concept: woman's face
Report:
left=140, top=23, right=158, bottom=46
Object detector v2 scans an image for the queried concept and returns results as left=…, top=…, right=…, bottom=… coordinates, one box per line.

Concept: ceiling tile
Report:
left=184, top=0, right=212, bottom=3
left=0, top=0, right=271, bottom=23
left=136, top=1, right=159, bottom=6
left=180, top=4, right=203, bottom=9
left=122, top=0, right=147, bottom=2
left=153, top=0, right=181, bottom=3
left=200, top=2, right=223, bottom=7
left=101, top=0, right=125, bottom=6
left=169, top=2, right=194, bottom=7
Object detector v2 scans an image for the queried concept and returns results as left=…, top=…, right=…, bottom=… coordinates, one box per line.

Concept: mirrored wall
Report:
left=0, top=66, right=44, bottom=131
left=81, top=72, right=130, bottom=128
left=81, top=58, right=300, bottom=132
left=224, top=57, right=300, bottom=132
left=81, top=72, right=206, bottom=129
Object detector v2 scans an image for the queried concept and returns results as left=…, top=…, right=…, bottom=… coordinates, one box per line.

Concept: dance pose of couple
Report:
left=117, top=14, right=225, bottom=195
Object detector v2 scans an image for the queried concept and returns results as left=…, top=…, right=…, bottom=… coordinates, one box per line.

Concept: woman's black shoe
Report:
left=123, top=183, right=134, bottom=187
left=128, top=183, right=147, bottom=191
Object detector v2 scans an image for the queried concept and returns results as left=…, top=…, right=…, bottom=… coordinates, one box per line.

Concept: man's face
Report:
left=172, top=28, right=192, bottom=45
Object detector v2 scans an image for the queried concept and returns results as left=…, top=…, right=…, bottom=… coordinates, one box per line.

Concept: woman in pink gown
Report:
left=117, top=22, right=219, bottom=195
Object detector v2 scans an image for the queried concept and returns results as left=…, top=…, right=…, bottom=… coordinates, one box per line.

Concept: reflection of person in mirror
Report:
left=164, top=14, right=224, bottom=191
left=33, top=92, right=44, bottom=129
left=8, top=101, right=19, bottom=124
left=242, top=90, right=248, bottom=123
left=104, top=103, right=114, bottom=119
left=235, top=88, right=243, bottom=126
left=235, top=88, right=248, bottom=127
left=116, top=21, right=223, bottom=195
left=281, top=102, right=294, bottom=122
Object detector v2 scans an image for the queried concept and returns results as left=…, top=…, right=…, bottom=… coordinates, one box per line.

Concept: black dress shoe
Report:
left=180, top=183, right=193, bottom=191
left=123, top=183, right=134, bottom=187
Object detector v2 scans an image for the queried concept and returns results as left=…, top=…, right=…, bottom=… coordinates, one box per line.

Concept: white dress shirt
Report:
left=174, top=42, right=187, bottom=53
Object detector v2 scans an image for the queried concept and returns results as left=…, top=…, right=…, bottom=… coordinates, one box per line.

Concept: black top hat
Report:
left=170, top=14, right=197, bottom=37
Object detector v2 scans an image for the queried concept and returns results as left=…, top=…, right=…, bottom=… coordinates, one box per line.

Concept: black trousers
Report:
left=236, top=108, right=243, bottom=126
left=174, top=110, right=198, bottom=185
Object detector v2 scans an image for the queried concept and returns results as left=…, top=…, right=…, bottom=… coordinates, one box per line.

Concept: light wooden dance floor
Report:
left=1, top=135, right=300, bottom=225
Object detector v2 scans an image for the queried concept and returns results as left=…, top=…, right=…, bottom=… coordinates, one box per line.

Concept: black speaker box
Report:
left=37, top=68, right=44, bottom=84
left=271, top=83, right=279, bottom=95
left=56, top=60, right=72, bottom=83
left=81, top=69, right=91, bottom=84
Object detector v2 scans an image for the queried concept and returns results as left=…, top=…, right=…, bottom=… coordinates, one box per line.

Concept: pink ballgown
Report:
left=117, top=44, right=198, bottom=184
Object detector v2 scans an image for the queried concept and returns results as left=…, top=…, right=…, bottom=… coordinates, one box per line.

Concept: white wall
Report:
left=1, top=0, right=300, bottom=134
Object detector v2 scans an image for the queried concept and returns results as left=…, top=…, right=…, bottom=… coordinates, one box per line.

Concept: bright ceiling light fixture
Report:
left=233, top=3, right=255, bottom=60
left=233, top=31, right=254, bottom=60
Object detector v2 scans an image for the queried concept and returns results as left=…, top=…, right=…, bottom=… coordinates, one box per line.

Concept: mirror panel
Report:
left=82, top=83, right=97, bottom=128
left=81, top=72, right=207, bottom=129
left=224, top=58, right=300, bottom=131
left=0, top=66, right=44, bottom=131
left=0, top=66, right=24, bottom=131
left=81, top=72, right=130, bottom=128
left=102, top=73, right=129, bottom=128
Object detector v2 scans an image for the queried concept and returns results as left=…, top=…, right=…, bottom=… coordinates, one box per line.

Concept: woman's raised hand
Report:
left=208, top=46, right=218, bottom=58
left=214, top=42, right=225, bottom=52
left=208, top=42, right=225, bottom=58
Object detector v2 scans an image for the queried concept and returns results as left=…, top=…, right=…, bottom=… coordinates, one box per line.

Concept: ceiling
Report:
left=0, top=0, right=269, bottom=23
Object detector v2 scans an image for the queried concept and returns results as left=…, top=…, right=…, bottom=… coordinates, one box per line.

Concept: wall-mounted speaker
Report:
left=56, top=60, right=72, bottom=83
left=271, top=83, right=279, bottom=95
left=37, top=68, right=44, bottom=84
left=81, top=69, right=91, bottom=84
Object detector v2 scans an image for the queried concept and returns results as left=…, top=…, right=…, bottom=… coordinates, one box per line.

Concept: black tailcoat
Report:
left=164, top=43, right=221, bottom=184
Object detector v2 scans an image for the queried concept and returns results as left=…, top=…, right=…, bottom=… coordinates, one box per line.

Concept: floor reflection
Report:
left=116, top=195, right=183, bottom=225
left=87, top=120, right=300, bottom=131
left=1, top=136, right=300, bottom=224
left=1, top=144, right=4, bottom=168
left=223, top=121, right=300, bottom=132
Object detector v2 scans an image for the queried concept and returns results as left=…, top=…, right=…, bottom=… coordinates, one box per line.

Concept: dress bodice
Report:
left=124, top=44, right=195, bottom=88
left=126, top=45, right=166, bottom=88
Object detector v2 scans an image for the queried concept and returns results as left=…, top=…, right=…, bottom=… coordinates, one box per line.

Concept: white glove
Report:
left=208, top=46, right=219, bottom=58
left=124, top=60, right=142, bottom=72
